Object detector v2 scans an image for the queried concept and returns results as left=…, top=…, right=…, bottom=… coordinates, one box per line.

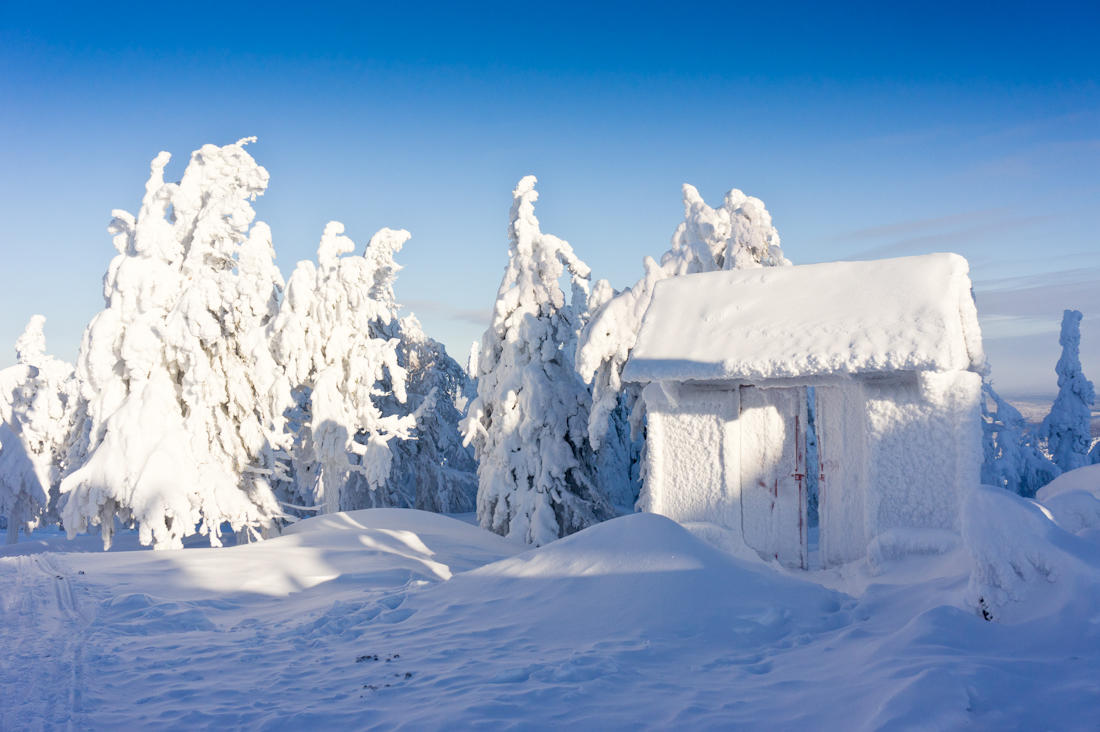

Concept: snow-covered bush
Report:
left=61, top=139, right=290, bottom=549
left=963, top=483, right=1100, bottom=623
left=0, top=316, right=80, bottom=541
left=272, top=223, right=421, bottom=515
left=462, top=176, right=613, bottom=545
left=577, top=184, right=790, bottom=449
left=981, top=379, right=1060, bottom=497
left=1038, top=310, right=1095, bottom=473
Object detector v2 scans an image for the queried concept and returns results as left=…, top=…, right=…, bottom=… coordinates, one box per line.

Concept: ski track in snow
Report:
left=1, top=510, right=1099, bottom=730
left=1, top=553, right=92, bottom=730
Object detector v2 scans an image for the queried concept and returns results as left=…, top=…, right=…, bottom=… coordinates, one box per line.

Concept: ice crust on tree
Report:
left=623, top=253, right=983, bottom=383
left=60, top=140, right=290, bottom=549
left=577, top=184, right=789, bottom=448
left=462, top=176, right=613, bottom=545
left=1039, top=310, right=1095, bottom=473
left=0, top=316, right=80, bottom=542
left=273, top=223, right=420, bottom=515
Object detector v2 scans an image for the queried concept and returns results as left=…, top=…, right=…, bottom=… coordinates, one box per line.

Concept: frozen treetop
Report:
left=622, top=252, right=983, bottom=383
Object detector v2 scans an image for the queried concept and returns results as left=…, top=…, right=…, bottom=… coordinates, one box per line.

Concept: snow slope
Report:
left=1, top=509, right=1098, bottom=729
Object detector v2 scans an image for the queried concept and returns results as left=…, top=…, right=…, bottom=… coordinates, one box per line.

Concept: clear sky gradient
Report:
left=2, top=1, right=1097, bottom=397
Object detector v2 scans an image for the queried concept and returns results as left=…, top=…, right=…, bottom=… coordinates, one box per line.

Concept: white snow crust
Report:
left=623, top=253, right=983, bottom=383
left=3, top=507, right=1100, bottom=728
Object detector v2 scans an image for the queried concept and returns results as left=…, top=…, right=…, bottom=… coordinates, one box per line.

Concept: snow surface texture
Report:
left=462, top=176, right=614, bottom=546
left=576, top=184, right=788, bottom=448
left=3, top=507, right=1099, bottom=728
left=623, top=253, right=983, bottom=383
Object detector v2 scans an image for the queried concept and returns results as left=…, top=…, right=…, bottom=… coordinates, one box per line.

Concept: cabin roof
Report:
left=622, top=252, right=983, bottom=383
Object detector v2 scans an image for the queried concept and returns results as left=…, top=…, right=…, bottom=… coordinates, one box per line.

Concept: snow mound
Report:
left=1036, top=465, right=1100, bottom=534
left=623, top=252, right=982, bottom=382
left=1037, top=462, right=1100, bottom=502
left=416, top=513, right=850, bottom=644
left=963, top=484, right=1100, bottom=623
left=867, top=528, right=961, bottom=574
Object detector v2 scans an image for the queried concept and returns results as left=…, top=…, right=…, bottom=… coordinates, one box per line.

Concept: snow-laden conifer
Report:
left=345, top=315, right=478, bottom=512
left=0, top=316, right=79, bottom=542
left=272, top=223, right=420, bottom=514
left=981, top=379, right=1060, bottom=497
left=577, top=184, right=790, bottom=449
left=61, top=139, right=289, bottom=549
left=462, top=176, right=612, bottom=545
left=1039, top=310, right=1095, bottom=473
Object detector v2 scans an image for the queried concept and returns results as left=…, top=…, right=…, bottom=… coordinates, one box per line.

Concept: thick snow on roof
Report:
left=623, top=253, right=983, bottom=383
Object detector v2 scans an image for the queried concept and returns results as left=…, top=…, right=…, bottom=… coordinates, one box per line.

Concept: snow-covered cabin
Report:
left=621, top=253, right=984, bottom=568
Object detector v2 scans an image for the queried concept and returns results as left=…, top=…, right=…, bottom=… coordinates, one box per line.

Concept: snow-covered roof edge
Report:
left=623, top=253, right=984, bottom=383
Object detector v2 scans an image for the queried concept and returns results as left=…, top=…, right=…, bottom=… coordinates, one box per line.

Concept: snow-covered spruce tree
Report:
left=334, top=225, right=477, bottom=512
left=0, top=317, right=79, bottom=542
left=462, top=176, right=613, bottom=545
left=981, top=378, right=1060, bottom=497
left=345, top=315, right=478, bottom=512
left=1038, top=309, right=1095, bottom=473
left=272, top=223, right=421, bottom=515
left=577, top=184, right=790, bottom=457
left=61, top=139, right=290, bottom=549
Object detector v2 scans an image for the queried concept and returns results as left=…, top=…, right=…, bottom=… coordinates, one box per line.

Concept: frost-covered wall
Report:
left=863, top=371, right=982, bottom=538
left=639, top=383, right=741, bottom=530
left=638, top=372, right=981, bottom=567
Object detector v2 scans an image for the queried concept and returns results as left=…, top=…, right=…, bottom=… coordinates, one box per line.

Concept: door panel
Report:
left=739, top=386, right=808, bottom=568
left=815, top=385, right=867, bottom=566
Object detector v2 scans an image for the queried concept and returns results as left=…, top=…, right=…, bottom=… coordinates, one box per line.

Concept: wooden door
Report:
left=815, top=385, right=867, bottom=566
left=738, top=386, right=808, bottom=568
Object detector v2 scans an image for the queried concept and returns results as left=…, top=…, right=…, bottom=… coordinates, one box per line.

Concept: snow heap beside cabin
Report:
left=622, top=253, right=985, bottom=569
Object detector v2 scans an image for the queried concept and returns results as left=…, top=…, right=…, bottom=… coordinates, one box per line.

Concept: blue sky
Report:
left=1, top=1, right=1097, bottom=397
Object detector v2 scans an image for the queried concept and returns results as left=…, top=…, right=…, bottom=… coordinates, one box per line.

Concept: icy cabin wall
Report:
left=638, top=383, right=742, bottom=530
left=862, top=370, right=982, bottom=538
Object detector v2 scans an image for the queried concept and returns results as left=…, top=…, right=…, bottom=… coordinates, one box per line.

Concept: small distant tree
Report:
left=61, top=139, right=290, bottom=549
left=1038, top=310, right=1095, bottom=473
left=0, top=316, right=80, bottom=542
left=462, top=176, right=612, bottom=545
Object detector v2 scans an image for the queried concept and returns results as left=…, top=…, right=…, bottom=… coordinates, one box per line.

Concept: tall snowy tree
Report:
left=61, top=139, right=290, bottom=549
left=272, top=223, right=420, bottom=514
left=0, top=317, right=79, bottom=542
left=1038, top=309, right=1095, bottom=473
left=576, top=184, right=790, bottom=460
left=462, top=176, right=613, bottom=545
left=981, top=378, right=1060, bottom=497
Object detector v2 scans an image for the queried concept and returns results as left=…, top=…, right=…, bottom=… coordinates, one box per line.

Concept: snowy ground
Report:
left=2, top=508, right=1099, bottom=730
